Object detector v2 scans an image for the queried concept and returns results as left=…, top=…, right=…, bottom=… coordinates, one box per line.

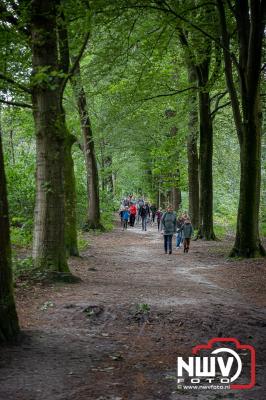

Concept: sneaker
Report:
left=169, top=251, right=172, bottom=254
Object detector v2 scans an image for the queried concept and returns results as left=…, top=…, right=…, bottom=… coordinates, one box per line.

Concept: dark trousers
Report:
left=129, top=214, right=135, bottom=226
left=164, top=234, right=173, bottom=253
left=152, top=213, right=156, bottom=222
left=184, top=238, right=191, bottom=252
left=123, top=220, right=128, bottom=229
left=157, top=219, right=161, bottom=231
left=141, top=216, right=147, bottom=231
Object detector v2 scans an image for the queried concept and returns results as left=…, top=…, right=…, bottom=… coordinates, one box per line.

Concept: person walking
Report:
left=122, top=206, right=130, bottom=230
left=161, top=205, right=177, bottom=254
left=129, top=203, right=137, bottom=227
left=156, top=208, right=163, bottom=231
left=119, top=205, right=125, bottom=227
left=139, top=202, right=150, bottom=231
left=176, top=214, right=185, bottom=248
left=136, top=198, right=144, bottom=224
left=181, top=218, right=194, bottom=253
left=150, top=204, right=157, bottom=224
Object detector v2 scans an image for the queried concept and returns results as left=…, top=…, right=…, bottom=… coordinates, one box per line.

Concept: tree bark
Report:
left=172, top=187, right=182, bottom=211
left=0, top=118, right=19, bottom=342
left=31, top=0, right=69, bottom=271
left=104, top=155, right=114, bottom=194
left=217, top=0, right=265, bottom=257
left=71, top=62, right=102, bottom=230
left=64, top=132, right=79, bottom=256
left=197, top=61, right=216, bottom=240
left=231, top=102, right=265, bottom=256
left=57, top=5, right=79, bottom=257
left=187, top=64, right=199, bottom=229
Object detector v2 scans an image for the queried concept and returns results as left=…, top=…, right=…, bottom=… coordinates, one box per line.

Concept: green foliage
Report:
left=136, top=303, right=151, bottom=314
left=1, top=0, right=265, bottom=264
left=260, top=222, right=266, bottom=238
left=11, top=226, right=32, bottom=247
left=12, top=257, right=33, bottom=279
left=77, top=231, right=89, bottom=251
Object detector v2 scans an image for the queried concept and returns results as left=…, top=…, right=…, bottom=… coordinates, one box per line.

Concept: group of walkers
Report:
left=119, top=197, right=157, bottom=231
left=161, top=206, right=194, bottom=254
left=119, top=196, right=194, bottom=254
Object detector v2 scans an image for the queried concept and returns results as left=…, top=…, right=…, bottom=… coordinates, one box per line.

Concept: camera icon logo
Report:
left=177, top=338, right=256, bottom=390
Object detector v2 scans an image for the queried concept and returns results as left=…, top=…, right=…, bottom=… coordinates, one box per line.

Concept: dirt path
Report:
left=0, top=224, right=266, bottom=400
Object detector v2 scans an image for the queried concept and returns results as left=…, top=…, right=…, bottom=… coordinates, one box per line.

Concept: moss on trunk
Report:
left=64, top=132, right=79, bottom=257
left=31, top=0, right=70, bottom=271
left=0, top=125, right=19, bottom=342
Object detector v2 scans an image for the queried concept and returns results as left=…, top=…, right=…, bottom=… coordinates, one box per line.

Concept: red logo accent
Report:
left=192, top=338, right=256, bottom=389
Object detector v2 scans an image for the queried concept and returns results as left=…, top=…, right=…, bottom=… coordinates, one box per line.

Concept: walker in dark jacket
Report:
left=161, top=209, right=177, bottom=254
left=139, top=204, right=150, bottom=231
left=181, top=220, right=194, bottom=253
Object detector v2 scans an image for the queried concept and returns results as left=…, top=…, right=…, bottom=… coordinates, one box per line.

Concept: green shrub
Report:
left=11, top=226, right=32, bottom=247
left=12, top=256, right=33, bottom=279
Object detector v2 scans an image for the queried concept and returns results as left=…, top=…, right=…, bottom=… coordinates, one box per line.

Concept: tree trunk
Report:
left=198, top=90, right=215, bottom=240
left=172, top=187, right=182, bottom=211
left=31, top=0, right=69, bottom=271
left=71, top=62, right=102, bottom=230
left=230, top=95, right=265, bottom=257
left=64, top=132, right=79, bottom=257
left=0, top=121, right=19, bottom=342
left=112, top=171, right=116, bottom=196
left=217, top=0, right=265, bottom=257
left=187, top=64, right=199, bottom=228
left=197, top=63, right=215, bottom=240
left=104, top=155, right=114, bottom=194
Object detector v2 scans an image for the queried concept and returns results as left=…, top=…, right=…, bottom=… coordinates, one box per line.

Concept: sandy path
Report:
left=0, top=224, right=265, bottom=400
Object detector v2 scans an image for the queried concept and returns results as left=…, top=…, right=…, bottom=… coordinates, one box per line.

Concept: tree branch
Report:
left=138, top=86, right=197, bottom=102
left=0, top=72, right=32, bottom=94
left=216, top=0, right=243, bottom=142
left=57, top=8, right=70, bottom=74
left=210, top=90, right=227, bottom=102
left=61, top=31, right=90, bottom=94
left=0, top=98, right=32, bottom=109
left=211, top=100, right=231, bottom=118
left=119, top=2, right=240, bottom=70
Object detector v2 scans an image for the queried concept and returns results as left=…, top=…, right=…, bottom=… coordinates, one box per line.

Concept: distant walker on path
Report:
left=181, top=218, right=194, bottom=253
left=161, top=205, right=177, bottom=254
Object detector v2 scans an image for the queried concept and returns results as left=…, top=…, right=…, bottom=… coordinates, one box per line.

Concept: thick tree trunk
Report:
left=31, top=0, right=69, bottom=271
left=71, top=62, right=102, bottom=230
left=217, top=0, right=265, bottom=257
left=64, top=132, right=79, bottom=257
left=230, top=95, right=265, bottom=257
left=0, top=125, right=19, bottom=342
left=172, top=187, right=182, bottom=211
left=198, top=88, right=216, bottom=240
left=187, top=64, right=199, bottom=228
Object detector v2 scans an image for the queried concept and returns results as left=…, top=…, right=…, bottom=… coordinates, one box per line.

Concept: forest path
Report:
left=0, top=223, right=266, bottom=400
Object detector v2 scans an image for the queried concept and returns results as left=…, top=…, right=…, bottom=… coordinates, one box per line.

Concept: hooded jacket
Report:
left=182, top=222, right=194, bottom=238
left=161, top=211, right=177, bottom=235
